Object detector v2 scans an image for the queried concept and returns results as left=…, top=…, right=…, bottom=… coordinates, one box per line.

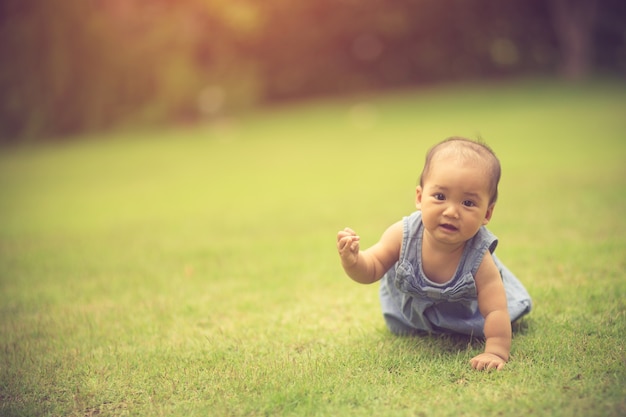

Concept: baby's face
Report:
left=416, top=155, right=494, bottom=247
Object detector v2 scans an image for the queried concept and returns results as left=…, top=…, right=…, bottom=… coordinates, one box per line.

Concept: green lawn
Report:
left=1, top=79, right=625, bottom=416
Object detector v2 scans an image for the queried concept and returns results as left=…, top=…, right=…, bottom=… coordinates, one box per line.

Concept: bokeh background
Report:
left=1, top=0, right=625, bottom=143
left=1, top=2, right=626, bottom=415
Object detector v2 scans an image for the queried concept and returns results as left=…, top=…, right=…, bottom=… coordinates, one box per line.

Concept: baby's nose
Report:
left=443, top=205, right=460, bottom=218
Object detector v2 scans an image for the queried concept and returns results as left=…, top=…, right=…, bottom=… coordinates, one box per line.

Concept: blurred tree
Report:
left=550, top=0, right=598, bottom=80
left=0, top=0, right=99, bottom=139
left=0, top=0, right=624, bottom=143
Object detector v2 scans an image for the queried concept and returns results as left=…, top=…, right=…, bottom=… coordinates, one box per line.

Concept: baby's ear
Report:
left=482, top=204, right=495, bottom=225
left=415, top=186, right=423, bottom=210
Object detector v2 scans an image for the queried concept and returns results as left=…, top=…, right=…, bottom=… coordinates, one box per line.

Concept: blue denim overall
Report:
left=380, top=211, right=532, bottom=336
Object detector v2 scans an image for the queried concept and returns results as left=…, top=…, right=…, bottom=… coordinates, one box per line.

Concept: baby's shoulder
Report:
left=382, top=220, right=403, bottom=244
left=376, top=220, right=403, bottom=257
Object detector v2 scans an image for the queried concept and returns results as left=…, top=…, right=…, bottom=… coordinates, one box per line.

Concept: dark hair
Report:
left=419, top=137, right=501, bottom=205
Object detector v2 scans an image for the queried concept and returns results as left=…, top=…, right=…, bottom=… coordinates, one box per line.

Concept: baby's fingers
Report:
left=337, top=227, right=358, bottom=240
left=470, top=355, right=505, bottom=371
left=471, top=360, right=493, bottom=371
left=343, top=227, right=357, bottom=235
left=338, top=236, right=360, bottom=268
left=338, top=235, right=360, bottom=251
left=483, top=360, right=504, bottom=371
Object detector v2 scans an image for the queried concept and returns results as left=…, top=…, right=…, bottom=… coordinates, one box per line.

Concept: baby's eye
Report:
left=433, top=193, right=445, bottom=201
left=462, top=200, right=476, bottom=207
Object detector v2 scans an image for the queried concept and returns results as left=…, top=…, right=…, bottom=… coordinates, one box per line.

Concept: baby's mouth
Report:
left=440, top=223, right=458, bottom=232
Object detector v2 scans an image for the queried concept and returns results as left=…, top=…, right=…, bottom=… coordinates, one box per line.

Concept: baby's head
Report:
left=419, top=137, right=501, bottom=206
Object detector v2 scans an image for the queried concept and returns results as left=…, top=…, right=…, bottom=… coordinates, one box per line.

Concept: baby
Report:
left=337, top=137, right=532, bottom=370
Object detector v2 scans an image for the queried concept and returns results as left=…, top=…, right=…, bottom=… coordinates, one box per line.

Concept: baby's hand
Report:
left=337, top=228, right=360, bottom=267
left=470, top=352, right=506, bottom=371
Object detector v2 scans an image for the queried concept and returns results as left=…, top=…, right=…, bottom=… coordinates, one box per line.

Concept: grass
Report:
left=1, top=78, right=625, bottom=416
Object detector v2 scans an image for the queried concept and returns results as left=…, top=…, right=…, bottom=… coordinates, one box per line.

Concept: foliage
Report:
left=1, top=79, right=625, bottom=416
left=0, top=0, right=625, bottom=142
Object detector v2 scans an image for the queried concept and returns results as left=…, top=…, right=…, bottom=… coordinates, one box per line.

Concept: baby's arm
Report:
left=471, top=253, right=512, bottom=371
left=337, top=222, right=402, bottom=284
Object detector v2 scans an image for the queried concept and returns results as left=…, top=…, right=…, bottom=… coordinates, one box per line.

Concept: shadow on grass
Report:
left=369, top=315, right=534, bottom=360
